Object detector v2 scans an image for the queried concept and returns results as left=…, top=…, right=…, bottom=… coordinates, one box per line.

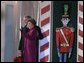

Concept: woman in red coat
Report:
left=21, top=19, right=43, bottom=62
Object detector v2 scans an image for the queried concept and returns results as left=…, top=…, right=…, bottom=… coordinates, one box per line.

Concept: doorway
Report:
left=4, top=5, right=14, bottom=62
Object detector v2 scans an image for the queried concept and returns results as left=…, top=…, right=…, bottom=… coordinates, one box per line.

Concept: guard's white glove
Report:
left=69, top=48, right=72, bottom=58
left=69, top=52, right=71, bottom=58
left=57, top=48, right=60, bottom=57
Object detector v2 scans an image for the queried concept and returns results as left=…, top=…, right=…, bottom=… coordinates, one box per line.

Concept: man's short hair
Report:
left=25, top=16, right=31, bottom=18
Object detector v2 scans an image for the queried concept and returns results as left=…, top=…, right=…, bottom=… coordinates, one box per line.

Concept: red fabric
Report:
left=56, top=27, right=74, bottom=53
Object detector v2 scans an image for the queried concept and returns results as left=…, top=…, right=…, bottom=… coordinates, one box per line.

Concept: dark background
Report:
left=52, top=1, right=77, bottom=62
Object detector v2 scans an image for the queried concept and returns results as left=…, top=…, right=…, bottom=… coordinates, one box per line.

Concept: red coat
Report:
left=56, top=27, right=74, bottom=53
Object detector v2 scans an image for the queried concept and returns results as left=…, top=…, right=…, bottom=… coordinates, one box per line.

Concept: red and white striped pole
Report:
left=77, top=1, right=83, bottom=62
left=38, top=1, right=51, bottom=62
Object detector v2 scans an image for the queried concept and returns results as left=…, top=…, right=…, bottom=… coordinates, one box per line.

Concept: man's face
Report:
left=23, top=17, right=28, bottom=24
left=23, top=17, right=31, bottom=24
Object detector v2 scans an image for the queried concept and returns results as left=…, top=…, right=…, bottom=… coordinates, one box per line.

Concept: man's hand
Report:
left=19, top=26, right=24, bottom=31
left=20, top=26, right=29, bottom=33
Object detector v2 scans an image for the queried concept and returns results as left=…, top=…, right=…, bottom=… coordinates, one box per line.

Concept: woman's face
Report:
left=27, top=21, right=34, bottom=29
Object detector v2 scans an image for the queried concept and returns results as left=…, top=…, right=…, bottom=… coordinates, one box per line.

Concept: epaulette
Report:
left=69, top=27, right=75, bottom=32
left=60, top=27, right=63, bottom=28
left=56, top=28, right=60, bottom=32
